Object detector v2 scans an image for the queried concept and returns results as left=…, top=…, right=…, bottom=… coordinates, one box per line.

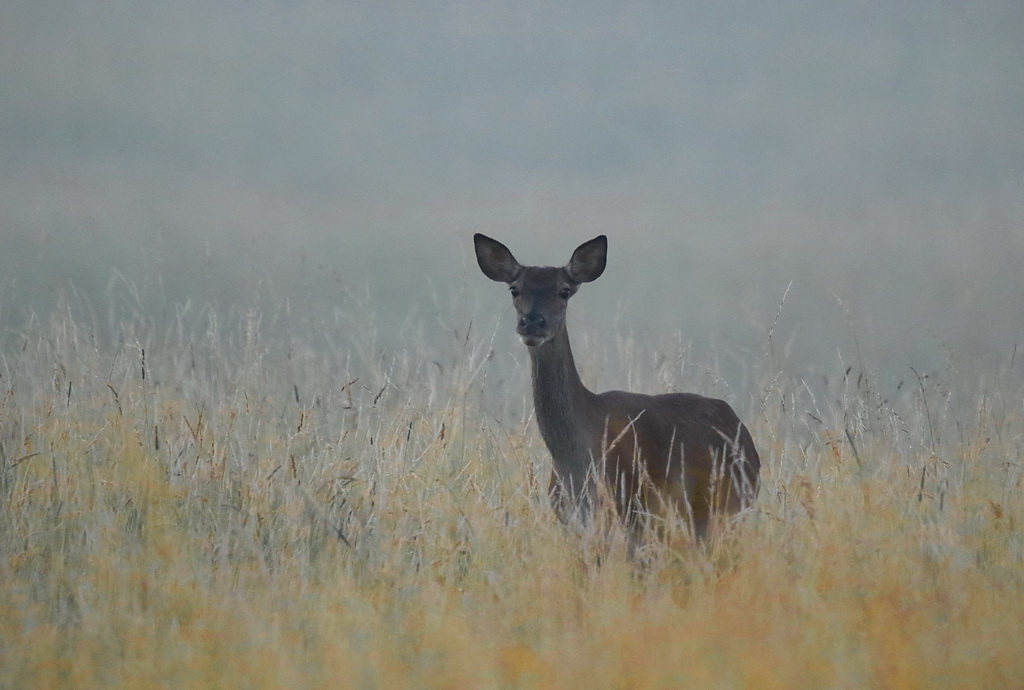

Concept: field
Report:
left=1, top=300, right=1022, bottom=689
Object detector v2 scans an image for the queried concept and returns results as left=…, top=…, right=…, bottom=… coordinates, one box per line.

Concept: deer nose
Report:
left=519, top=312, right=547, bottom=331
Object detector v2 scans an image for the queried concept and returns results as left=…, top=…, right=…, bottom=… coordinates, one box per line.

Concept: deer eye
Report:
left=509, top=286, right=520, bottom=297
left=559, top=288, right=572, bottom=299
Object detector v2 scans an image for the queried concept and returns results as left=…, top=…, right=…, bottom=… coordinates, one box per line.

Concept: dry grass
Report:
left=1, top=304, right=1021, bottom=689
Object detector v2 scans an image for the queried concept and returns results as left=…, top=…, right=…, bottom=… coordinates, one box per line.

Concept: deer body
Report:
left=475, top=234, right=760, bottom=538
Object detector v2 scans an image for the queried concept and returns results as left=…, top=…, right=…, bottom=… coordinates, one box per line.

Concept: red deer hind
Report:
left=474, top=233, right=760, bottom=539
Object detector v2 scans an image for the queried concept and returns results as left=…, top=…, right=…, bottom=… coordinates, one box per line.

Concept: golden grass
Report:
left=0, top=311, right=1021, bottom=689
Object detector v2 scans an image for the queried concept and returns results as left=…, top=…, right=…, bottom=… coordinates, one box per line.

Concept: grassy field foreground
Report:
left=0, top=307, right=1022, bottom=689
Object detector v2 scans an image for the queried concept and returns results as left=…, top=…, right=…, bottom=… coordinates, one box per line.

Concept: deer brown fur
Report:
left=474, top=233, right=760, bottom=539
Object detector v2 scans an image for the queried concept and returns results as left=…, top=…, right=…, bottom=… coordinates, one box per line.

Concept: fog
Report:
left=2, top=1, right=1022, bottom=397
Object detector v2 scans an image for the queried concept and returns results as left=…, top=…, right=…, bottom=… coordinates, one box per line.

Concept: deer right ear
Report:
left=474, top=234, right=522, bottom=283
left=567, top=235, right=607, bottom=283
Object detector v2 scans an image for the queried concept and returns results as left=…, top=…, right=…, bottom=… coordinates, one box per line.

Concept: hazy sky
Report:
left=2, top=0, right=1022, bottom=391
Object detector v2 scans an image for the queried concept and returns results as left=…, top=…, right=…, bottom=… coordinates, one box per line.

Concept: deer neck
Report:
left=528, top=326, right=597, bottom=493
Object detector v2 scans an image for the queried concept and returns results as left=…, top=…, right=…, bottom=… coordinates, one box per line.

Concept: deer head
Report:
left=474, top=234, right=607, bottom=347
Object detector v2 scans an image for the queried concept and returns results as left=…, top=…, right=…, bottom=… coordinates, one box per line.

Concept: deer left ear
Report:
left=474, top=233, right=522, bottom=283
left=566, top=235, right=607, bottom=283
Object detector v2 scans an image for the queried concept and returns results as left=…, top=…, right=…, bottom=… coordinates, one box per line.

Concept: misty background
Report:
left=2, top=1, right=1022, bottom=401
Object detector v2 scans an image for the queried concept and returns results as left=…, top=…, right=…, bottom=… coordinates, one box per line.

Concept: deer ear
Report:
left=474, top=234, right=522, bottom=283
left=566, top=235, right=607, bottom=283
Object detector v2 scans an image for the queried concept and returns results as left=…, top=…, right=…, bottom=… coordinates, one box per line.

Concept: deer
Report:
left=474, top=233, right=760, bottom=541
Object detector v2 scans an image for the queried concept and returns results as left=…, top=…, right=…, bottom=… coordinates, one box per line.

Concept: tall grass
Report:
left=0, top=296, right=1021, bottom=689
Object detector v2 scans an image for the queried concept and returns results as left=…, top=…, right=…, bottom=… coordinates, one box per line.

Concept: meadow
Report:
left=0, top=296, right=1021, bottom=689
